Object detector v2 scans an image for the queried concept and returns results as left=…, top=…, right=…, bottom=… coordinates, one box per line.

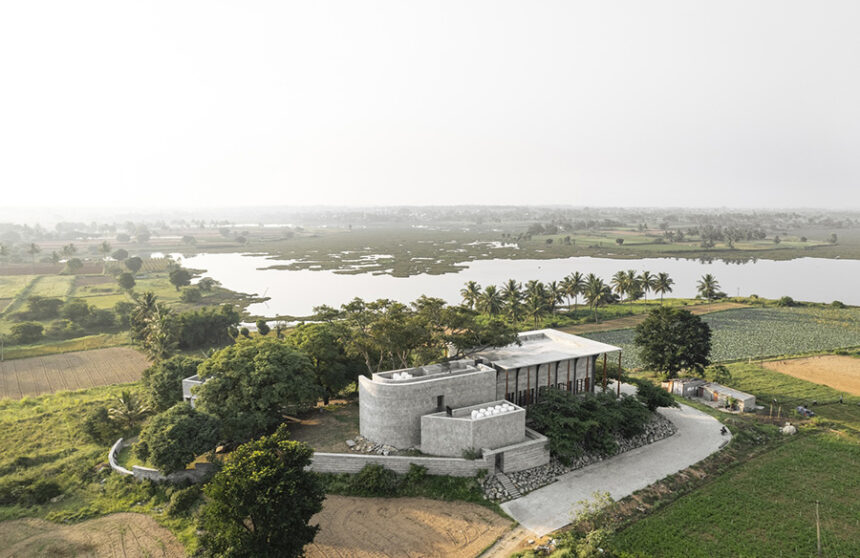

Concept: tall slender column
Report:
left=617, top=352, right=622, bottom=396
left=602, top=353, right=608, bottom=391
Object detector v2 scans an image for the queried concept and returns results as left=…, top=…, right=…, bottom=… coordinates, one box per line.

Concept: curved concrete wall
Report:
left=359, top=369, right=496, bottom=448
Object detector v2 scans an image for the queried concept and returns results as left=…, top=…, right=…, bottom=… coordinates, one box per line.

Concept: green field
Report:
left=585, top=307, right=860, bottom=368
left=28, top=276, right=74, bottom=298
left=0, top=275, right=35, bottom=300
left=612, top=432, right=860, bottom=557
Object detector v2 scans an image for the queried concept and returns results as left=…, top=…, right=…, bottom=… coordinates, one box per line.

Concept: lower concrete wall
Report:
left=109, top=438, right=133, bottom=476
left=309, top=452, right=492, bottom=477
left=131, top=463, right=216, bottom=483
left=484, top=428, right=550, bottom=473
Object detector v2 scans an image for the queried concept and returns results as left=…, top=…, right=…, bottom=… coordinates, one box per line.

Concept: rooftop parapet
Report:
left=372, top=359, right=493, bottom=384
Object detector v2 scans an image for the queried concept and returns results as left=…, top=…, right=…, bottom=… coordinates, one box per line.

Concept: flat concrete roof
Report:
left=474, top=329, right=621, bottom=370
left=371, top=359, right=493, bottom=384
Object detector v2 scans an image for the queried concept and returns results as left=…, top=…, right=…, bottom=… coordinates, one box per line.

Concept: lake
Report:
left=177, top=253, right=860, bottom=317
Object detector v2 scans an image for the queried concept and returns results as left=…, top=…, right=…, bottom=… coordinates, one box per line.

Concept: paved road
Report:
left=501, top=385, right=729, bottom=536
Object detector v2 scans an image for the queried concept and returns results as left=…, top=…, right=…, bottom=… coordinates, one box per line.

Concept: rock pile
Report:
left=345, top=435, right=399, bottom=456
left=483, top=414, right=678, bottom=502
left=480, top=474, right=512, bottom=501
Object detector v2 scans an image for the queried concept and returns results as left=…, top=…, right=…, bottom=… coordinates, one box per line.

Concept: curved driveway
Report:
left=501, top=387, right=729, bottom=536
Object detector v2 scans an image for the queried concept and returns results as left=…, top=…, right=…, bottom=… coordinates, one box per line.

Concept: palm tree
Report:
left=563, top=272, right=585, bottom=314
left=27, top=243, right=40, bottom=272
left=99, top=241, right=111, bottom=275
left=654, top=272, right=674, bottom=304
left=460, top=281, right=481, bottom=310
left=639, top=271, right=656, bottom=301
left=547, top=281, right=565, bottom=314
left=61, top=243, right=76, bottom=258
left=611, top=271, right=628, bottom=302
left=501, top=279, right=523, bottom=324
left=0, top=243, right=8, bottom=261
left=697, top=273, right=721, bottom=311
left=478, top=285, right=504, bottom=317
left=624, top=269, right=642, bottom=301
left=584, top=274, right=611, bottom=323
left=144, top=305, right=177, bottom=361
left=524, top=288, right=547, bottom=327
left=108, top=390, right=152, bottom=431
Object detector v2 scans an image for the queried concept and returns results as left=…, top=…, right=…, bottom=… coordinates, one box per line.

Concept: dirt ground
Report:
left=0, top=347, right=150, bottom=399
left=305, top=495, right=511, bottom=558
left=290, top=400, right=360, bottom=453
left=763, top=355, right=860, bottom=396
left=0, top=513, right=185, bottom=558
left=561, top=301, right=748, bottom=334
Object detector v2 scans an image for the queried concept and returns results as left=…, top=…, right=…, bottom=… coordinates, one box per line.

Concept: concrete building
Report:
left=182, top=375, right=204, bottom=408
left=358, top=329, right=621, bottom=471
left=662, top=378, right=756, bottom=412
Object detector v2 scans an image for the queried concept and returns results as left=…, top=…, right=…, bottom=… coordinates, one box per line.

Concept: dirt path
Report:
left=559, top=302, right=748, bottom=334
left=479, top=525, right=534, bottom=558
left=305, top=495, right=512, bottom=558
left=0, top=513, right=185, bottom=557
left=763, top=355, right=860, bottom=396
left=0, top=347, right=149, bottom=399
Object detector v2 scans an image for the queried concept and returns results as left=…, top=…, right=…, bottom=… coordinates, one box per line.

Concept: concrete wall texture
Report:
left=359, top=367, right=497, bottom=449
left=484, top=429, right=551, bottom=473
left=309, top=452, right=492, bottom=477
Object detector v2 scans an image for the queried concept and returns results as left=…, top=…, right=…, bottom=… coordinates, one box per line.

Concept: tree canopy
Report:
left=285, top=322, right=365, bottom=404
left=195, top=338, right=320, bottom=441
left=141, top=355, right=202, bottom=412
left=134, top=402, right=220, bottom=473
left=633, top=307, right=712, bottom=378
left=198, top=425, right=324, bottom=558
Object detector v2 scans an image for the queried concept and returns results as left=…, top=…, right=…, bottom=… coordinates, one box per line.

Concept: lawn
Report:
left=289, top=400, right=360, bottom=453
left=611, top=432, right=860, bottom=557
left=585, top=307, right=860, bottom=368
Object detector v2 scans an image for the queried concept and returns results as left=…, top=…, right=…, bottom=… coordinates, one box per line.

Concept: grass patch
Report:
left=0, top=332, right=130, bottom=360
left=288, top=400, right=360, bottom=453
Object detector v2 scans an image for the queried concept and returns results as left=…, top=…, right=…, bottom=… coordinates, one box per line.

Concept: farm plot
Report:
left=0, top=513, right=185, bottom=558
left=305, top=495, right=510, bottom=558
left=585, top=307, right=860, bottom=368
left=28, top=275, right=75, bottom=298
left=762, top=355, right=860, bottom=396
left=0, top=347, right=149, bottom=399
left=0, top=275, right=35, bottom=299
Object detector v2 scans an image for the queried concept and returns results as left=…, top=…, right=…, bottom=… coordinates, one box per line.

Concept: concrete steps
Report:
left=497, top=472, right=522, bottom=499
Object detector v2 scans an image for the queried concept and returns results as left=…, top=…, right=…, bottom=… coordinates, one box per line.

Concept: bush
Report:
left=166, top=485, right=202, bottom=516
left=350, top=464, right=398, bottom=496
left=632, top=379, right=679, bottom=412
left=23, top=296, right=64, bottom=319
left=179, top=286, right=202, bottom=303
left=61, top=298, right=91, bottom=322
left=528, top=389, right=654, bottom=465
left=80, top=406, right=124, bottom=445
left=10, top=322, right=44, bottom=344
left=0, top=478, right=62, bottom=506
left=82, top=308, right=116, bottom=329
left=832, top=300, right=846, bottom=309
left=47, top=319, right=85, bottom=340
left=776, top=296, right=796, bottom=307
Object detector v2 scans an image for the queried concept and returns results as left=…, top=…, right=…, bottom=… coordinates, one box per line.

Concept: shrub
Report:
left=461, top=447, right=482, bottom=460
left=166, top=485, right=202, bottom=516
left=80, top=406, right=124, bottom=445
left=632, top=379, right=679, bottom=412
left=404, top=463, right=428, bottom=485
left=61, top=298, right=91, bottom=322
left=82, top=308, right=116, bottom=329
left=10, top=322, right=44, bottom=344
left=350, top=464, right=398, bottom=496
left=180, top=286, right=202, bottom=303
left=47, top=319, right=85, bottom=340
left=776, top=296, right=796, bottom=307
left=832, top=300, right=846, bottom=309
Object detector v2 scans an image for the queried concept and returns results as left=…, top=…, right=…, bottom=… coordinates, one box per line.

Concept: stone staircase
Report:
left=496, top=472, right=522, bottom=499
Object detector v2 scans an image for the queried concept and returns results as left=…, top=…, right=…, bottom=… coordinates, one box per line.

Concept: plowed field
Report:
left=0, top=347, right=149, bottom=399
left=305, top=495, right=510, bottom=558
left=762, top=355, right=860, bottom=396
left=0, top=513, right=184, bottom=557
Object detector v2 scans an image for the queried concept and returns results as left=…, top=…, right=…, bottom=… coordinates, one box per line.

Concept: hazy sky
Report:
left=2, top=1, right=859, bottom=209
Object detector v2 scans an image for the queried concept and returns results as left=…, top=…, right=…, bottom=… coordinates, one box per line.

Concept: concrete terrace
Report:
left=474, top=329, right=620, bottom=369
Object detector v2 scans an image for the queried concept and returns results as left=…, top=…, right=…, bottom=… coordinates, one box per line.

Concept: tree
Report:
left=653, top=272, right=674, bottom=304
left=255, top=319, right=270, bottom=336
left=99, top=241, right=111, bottom=274
left=198, top=425, right=325, bottom=558
left=142, top=355, right=203, bottom=412
left=829, top=233, right=838, bottom=244
left=65, top=257, right=83, bottom=274
left=478, top=285, right=503, bottom=316
left=500, top=279, right=522, bottom=323
left=633, top=307, right=711, bottom=379
left=696, top=273, right=722, bottom=310
left=524, top=281, right=548, bottom=326
left=134, top=402, right=220, bottom=473
left=108, top=390, right=152, bottom=430
left=285, top=322, right=364, bottom=404
left=180, top=286, right=202, bottom=303
left=438, top=307, right=518, bottom=359
left=10, top=322, right=44, bottom=344
left=583, top=274, right=611, bottom=322
left=61, top=243, right=77, bottom=258
left=195, top=338, right=321, bottom=441
left=118, top=272, right=136, bottom=291
left=169, top=268, right=193, bottom=291
left=175, top=304, right=241, bottom=349
left=125, top=256, right=143, bottom=273
left=460, top=281, right=481, bottom=310
left=547, top=281, right=565, bottom=313
left=111, top=248, right=129, bottom=261
left=639, top=271, right=656, bottom=301
left=27, top=243, right=40, bottom=272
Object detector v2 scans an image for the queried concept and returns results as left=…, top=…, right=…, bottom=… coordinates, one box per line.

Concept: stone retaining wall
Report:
left=108, top=438, right=133, bottom=476
left=108, top=437, right=216, bottom=484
